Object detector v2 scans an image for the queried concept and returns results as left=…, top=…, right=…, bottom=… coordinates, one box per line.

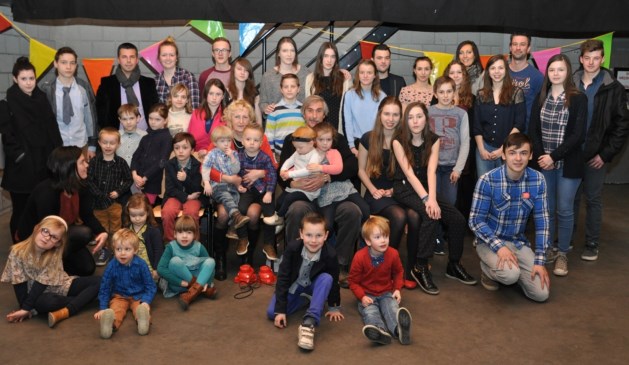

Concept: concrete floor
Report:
left=1, top=185, right=628, bottom=364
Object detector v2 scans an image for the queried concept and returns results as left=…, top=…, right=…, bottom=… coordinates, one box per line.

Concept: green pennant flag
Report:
left=189, top=20, right=225, bottom=39
left=593, top=32, right=613, bottom=69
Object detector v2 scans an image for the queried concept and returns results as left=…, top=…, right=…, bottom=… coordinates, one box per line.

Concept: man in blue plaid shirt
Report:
left=469, top=133, right=550, bottom=302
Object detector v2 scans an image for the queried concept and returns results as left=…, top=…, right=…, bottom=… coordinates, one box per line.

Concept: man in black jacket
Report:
left=573, top=39, right=629, bottom=261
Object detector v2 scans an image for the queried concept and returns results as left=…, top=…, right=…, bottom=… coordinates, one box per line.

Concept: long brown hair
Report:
left=198, top=78, right=227, bottom=119
left=393, top=101, right=438, bottom=168
left=443, top=60, right=474, bottom=109
left=275, top=37, right=299, bottom=68
left=228, top=57, right=257, bottom=108
left=353, top=59, right=381, bottom=101
left=312, top=42, right=344, bottom=97
left=478, top=54, right=516, bottom=105
left=538, top=54, right=580, bottom=109
left=366, top=97, right=402, bottom=178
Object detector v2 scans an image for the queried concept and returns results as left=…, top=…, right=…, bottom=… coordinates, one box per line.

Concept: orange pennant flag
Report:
left=82, top=58, right=114, bottom=94
left=0, top=12, right=12, bottom=33
left=479, top=55, right=492, bottom=69
left=360, top=41, right=377, bottom=60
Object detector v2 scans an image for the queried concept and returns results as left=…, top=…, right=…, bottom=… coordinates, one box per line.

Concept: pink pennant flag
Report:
left=139, top=41, right=163, bottom=74
left=532, top=47, right=561, bottom=73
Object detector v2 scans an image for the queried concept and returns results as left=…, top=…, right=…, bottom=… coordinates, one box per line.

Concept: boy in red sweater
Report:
left=348, top=216, right=412, bottom=345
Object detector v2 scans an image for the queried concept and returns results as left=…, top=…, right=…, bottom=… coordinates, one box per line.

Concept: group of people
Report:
left=1, top=32, right=628, bottom=350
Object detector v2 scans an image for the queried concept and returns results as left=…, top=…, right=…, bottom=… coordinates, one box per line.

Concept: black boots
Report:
left=411, top=264, right=439, bottom=295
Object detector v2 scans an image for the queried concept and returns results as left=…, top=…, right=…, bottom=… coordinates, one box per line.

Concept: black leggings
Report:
left=377, top=204, right=421, bottom=280
left=63, top=225, right=96, bottom=276
left=319, top=192, right=370, bottom=232
left=15, top=276, right=100, bottom=316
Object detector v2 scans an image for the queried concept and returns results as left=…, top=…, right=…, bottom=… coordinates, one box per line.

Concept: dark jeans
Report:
left=15, top=276, right=100, bottom=316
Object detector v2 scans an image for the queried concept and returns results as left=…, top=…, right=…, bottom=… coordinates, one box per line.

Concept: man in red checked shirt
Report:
left=469, top=133, right=550, bottom=302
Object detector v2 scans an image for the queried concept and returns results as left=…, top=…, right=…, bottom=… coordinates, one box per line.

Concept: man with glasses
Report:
left=199, top=37, right=232, bottom=88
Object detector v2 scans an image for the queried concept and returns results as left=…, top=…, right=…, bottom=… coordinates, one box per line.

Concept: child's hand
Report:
left=264, top=103, right=276, bottom=115
left=392, top=290, right=401, bottom=304
left=151, top=270, right=160, bottom=281
left=198, top=149, right=208, bottom=160
left=361, top=296, right=374, bottom=307
left=109, top=191, right=119, bottom=199
left=6, top=309, right=31, bottom=323
left=280, top=170, right=290, bottom=181
left=94, top=309, right=107, bottom=320
left=325, top=310, right=345, bottom=322
left=181, top=280, right=189, bottom=288
left=177, top=168, right=187, bottom=181
left=306, top=163, right=322, bottom=173
left=237, top=185, right=247, bottom=193
left=224, top=148, right=234, bottom=157
left=188, top=192, right=201, bottom=200
left=203, top=181, right=213, bottom=196
left=262, top=191, right=272, bottom=204
left=274, top=313, right=287, bottom=328
left=133, top=174, right=145, bottom=187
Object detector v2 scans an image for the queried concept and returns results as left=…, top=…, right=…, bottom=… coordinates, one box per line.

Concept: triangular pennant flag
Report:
left=593, top=32, right=613, bottom=69
left=29, top=39, right=56, bottom=78
left=479, top=55, right=492, bottom=70
left=239, top=23, right=264, bottom=56
left=532, top=47, right=562, bottom=73
left=139, top=40, right=163, bottom=74
left=360, top=41, right=376, bottom=60
left=424, top=52, right=454, bottom=84
left=0, top=12, right=12, bottom=33
left=83, top=58, right=114, bottom=93
left=189, top=20, right=225, bottom=39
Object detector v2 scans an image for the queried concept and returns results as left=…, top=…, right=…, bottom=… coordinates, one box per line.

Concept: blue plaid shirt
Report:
left=155, top=67, right=200, bottom=109
left=238, top=149, right=277, bottom=193
left=469, top=165, right=550, bottom=265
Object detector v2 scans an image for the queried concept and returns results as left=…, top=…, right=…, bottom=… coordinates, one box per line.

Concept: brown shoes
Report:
left=230, top=211, right=250, bottom=230
left=178, top=282, right=204, bottom=310
left=236, top=238, right=249, bottom=255
left=262, top=244, right=278, bottom=261
left=202, top=286, right=217, bottom=299
left=48, top=307, right=69, bottom=328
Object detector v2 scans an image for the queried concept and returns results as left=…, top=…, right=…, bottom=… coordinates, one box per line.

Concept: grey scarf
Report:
left=114, top=65, right=141, bottom=106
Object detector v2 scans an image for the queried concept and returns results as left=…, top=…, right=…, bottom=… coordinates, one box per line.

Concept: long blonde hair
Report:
left=12, top=216, right=68, bottom=269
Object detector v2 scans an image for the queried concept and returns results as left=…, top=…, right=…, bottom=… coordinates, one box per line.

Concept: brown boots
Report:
left=48, top=307, right=69, bottom=328
left=178, top=282, right=204, bottom=310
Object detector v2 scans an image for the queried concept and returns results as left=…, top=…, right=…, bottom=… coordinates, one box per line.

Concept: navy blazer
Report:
left=95, top=74, right=159, bottom=130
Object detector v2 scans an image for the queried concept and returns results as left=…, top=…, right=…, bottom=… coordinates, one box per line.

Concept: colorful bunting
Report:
left=239, top=23, right=264, bottom=56
left=139, top=40, right=163, bottom=74
left=0, top=12, right=12, bottom=33
left=29, top=39, right=56, bottom=78
left=189, top=20, right=225, bottom=39
left=360, top=41, right=376, bottom=60
left=82, top=58, right=114, bottom=93
left=532, top=47, right=561, bottom=73
left=594, top=32, right=613, bottom=69
left=424, top=52, right=454, bottom=84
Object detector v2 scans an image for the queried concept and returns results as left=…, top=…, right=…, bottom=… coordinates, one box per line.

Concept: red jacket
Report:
left=348, top=246, right=404, bottom=300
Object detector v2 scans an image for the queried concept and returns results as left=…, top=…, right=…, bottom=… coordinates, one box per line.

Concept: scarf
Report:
left=115, top=65, right=141, bottom=106
left=467, top=64, right=482, bottom=84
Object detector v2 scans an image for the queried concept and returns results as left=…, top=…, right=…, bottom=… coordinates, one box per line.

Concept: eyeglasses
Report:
left=41, top=228, right=62, bottom=243
left=212, top=48, right=230, bottom=54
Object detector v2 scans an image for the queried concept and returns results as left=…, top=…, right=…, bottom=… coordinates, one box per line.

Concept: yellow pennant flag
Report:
left=423, top=52, right=454, bottom=84
left=29, top=39, right=56, bottom=78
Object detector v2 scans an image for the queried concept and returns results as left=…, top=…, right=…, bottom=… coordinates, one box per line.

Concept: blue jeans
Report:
left=436, top=165, right=458, bottom=205
left=573, top=163, right=607, bottom=245
left=266, top=273, right=333, bottom=326
left=356, top=292, right=400, bottom=335
left=475, top=141, right=503, bottom=178
left=212, top=183, right=239, bottom=217
left=168, top=256, right=216, bottom=293
left=542, top=168, right=581, bottom=253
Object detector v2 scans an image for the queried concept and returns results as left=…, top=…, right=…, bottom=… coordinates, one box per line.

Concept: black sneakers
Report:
left=445, top=262, right=477, bottom=285
left=411, top=265, right=439, bottom=295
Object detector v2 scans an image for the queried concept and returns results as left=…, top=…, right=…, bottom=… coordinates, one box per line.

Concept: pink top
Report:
left=187, top=106, right=225, bottom=152
left=320, top=149, right=343, bottom=175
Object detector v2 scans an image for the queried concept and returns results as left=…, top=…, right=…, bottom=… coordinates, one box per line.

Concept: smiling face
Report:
left=358, top=63, right=376, bottom=88
left=458, top=44, right=475, bottom=67
left=380, top=103, right=401, bottom=131
left=175, top=230, right=195, bottom=247
left=406, top=105, right=427, bottom=135
left=35, top=226, right=64, bottom=252
left=509, top=35, right=530, bottom=62
left=54, top=53, right=77, bottom=80
left=128, top=207, right=148, bottom=230
left=300, top=222, right=328, bottom=254
left=547, top=60, right=568, bottom=86
left=448, top=64, right=464, bottom=86
left=158, top=44, right=177, bottom=70
left=113, top=240, right=137, bottom=265
left=489, top=59, right=506, bottom=84
left=98, top=133, right=120, bottom=157
left=118, top=48, right=139, bottom=75
left=365, top=227, right=390, bottom=254
left=13, top=69, right=36, bottom=96
left=76, top=154, right=89, bottom=180
left=502, top=143, right=532, bottom=178
left=413, top=60, right=432, bottom=83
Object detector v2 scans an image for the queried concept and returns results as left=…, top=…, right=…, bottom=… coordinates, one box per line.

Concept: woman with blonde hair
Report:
left=155, top=36, right=200, bottom=109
